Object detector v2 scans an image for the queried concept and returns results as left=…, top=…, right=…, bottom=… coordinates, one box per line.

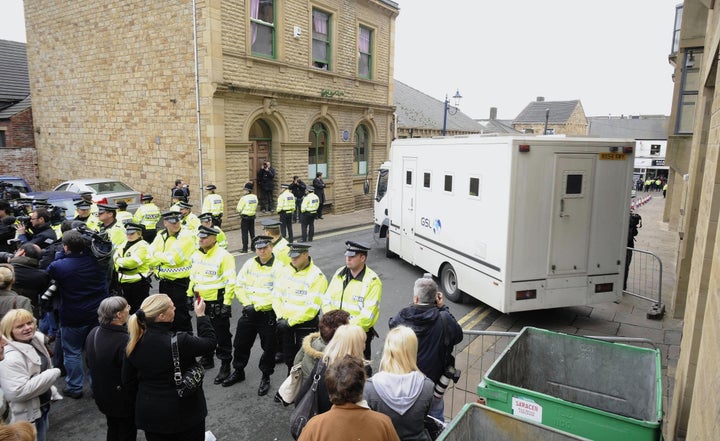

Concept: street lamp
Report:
left=543, top=108, right=550, bottom=135
left=442, top=89, right=463, bottom=136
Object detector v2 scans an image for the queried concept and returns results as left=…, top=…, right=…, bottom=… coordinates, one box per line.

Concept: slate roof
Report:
left=394, top=80, right=483, bottom=133
left=588, top=116, right=668, bottom=139
left=513, top=100, right=582, bottom=124
left=0, top=95, right=31, bottom=119
left=476, top=118, right=520, bottom=134
left=0, top=39, right=30, bottom=108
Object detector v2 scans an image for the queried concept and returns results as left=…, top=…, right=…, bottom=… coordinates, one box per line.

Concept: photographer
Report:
left=257, top=161, right=276, bottom=212
left=624, top=211, right=642, bottom=291
left=388, top=277, right=463, bottom=421
left=15, top=208, right=56, bottom=250
left=0, top=200, right=15, bottom=253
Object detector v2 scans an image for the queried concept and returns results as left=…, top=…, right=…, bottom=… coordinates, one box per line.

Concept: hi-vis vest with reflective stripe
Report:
left=272, top=260, right=327, bottom=326
left=188, top=244, right=236, bottom=304
left=133, top=203, right=161, bottom=230
left=202, top=194, right=224, bottom=216
left=149, top=227, right=196, bottom=280
left=322, top=265, right=382, bottom=332
left=276, top=190, right=295, bottom=213
left=101, top=222, right=126, bottom=247
left=236, top=256, right=285, bottom=311
left=301, top=193, right=320, bottom=213
left=272, top=237, right=291, bottom=266
left=236, top=193, right=258, bottom=216
left=114, top=239, right=151, bottom=283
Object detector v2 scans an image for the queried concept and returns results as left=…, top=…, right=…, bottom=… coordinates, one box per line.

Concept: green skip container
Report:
left=477, top=327, right=662, bottom=441
left=438, top=403, right=590, bottom=441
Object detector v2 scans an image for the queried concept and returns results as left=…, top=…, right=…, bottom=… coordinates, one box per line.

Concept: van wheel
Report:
left=440, top=263, right=462, bottom=303
left=385, top=235, right=397, bottom=259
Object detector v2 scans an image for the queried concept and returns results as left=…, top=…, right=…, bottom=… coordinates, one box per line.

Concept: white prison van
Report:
left=374, top=135, right=635, bottom=313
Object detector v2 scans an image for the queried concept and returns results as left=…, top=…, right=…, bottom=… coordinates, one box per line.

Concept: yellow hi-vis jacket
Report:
left=322, top=265, right=382, bottom=332
left=149, top=227, right=196, bottom=280
left=272, top=237, right=291, bottom=266
left=236, top=193, right=258, bottom=216
left=133, top=202, right=161, bottom=230
left=276, top=189, right=295, bottom=213
left=301, top=193, right=320, bottom=213
left=202, top=193, right=224, bottom=217
left=272, top=259, right=327, bottom=326
left=187, top=243, right=236, bottom=304
left=182, top=213, right=201, bottom=233
left=114, top=239, right=151, bottom=283
left=235, top=255, right=285, bottom=311
left=75, top=215, right=100, bottom=231
left=101, top=221, right=126, bottom=247
left=117, top=211, right=134, bottom=225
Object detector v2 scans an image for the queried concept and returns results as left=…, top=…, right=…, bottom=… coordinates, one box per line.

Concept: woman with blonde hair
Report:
left=0, top=265, right=32, bottom=321
left=122, top=294, right=216, bottom=441
left=0, top=309, right=61, bottom=441
left=295, top=324, right=366, bottom=415
left=364, top=326, right=434, bottom=441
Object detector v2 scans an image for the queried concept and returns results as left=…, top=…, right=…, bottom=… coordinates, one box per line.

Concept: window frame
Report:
left=312, top=8, right=332, bottom=70
left=444, top=173, right=454, bottom=193
left=308, top=122, right=329, bottom=179
left=354, top=124, right=369, bottom=175
left=358, top=25, right=373, bottom=79
left=675, top=48, right=702, bottom=135
left=250, top=0, right=276, bottom=59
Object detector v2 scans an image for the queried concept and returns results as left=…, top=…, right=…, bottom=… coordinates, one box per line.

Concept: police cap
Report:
left=74, top=200, right=92, bottom=210
left=97, top=204, right=118, bottom=213
left=116, top=201, right=128, bottom=209
left=306, top=186, right=315, bottom=192
left=205, top=184, right=217, bottom=191
left=79, top=191, right=93, bottom=197
left=141, top=194, right=154, bottom=201
left=124, top=222, right=145, bottom=233
left=281, top=183, right=290, bottom=189
left=344, top=241, right=371, bottom=257
left=177, top=201, right=193, bottom=210
left=243, top=182, right=254, bottom=191
left=198, top=212, right=213, bottom=222
left=197, top=225, right=220, bottom=238
left=252, top=235, right=273, bottom=249
left=287, top=242, right=311, bottom=258
left=261, top=219, right=282, bottom=230
left=160, top=210, right=181, bottom=223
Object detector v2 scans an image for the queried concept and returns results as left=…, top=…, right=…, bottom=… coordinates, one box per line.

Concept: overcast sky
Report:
left=1, top=0, right=679, bottom=120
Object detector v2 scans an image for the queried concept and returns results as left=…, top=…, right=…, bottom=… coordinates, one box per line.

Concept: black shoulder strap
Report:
left=171, top=334, right=182, bottom=386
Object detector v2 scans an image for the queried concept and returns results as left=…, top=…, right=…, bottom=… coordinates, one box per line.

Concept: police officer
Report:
left=322, top=241, right=382, bottom=360
left=78, top=191, right=99, bottom=219
left=114, top=222, right=151, bottom=313
left=198, top=212, right=227, bottom=249
left=300, top=186, right=320, bottom=242
left=261, top=219, right=290, bottom=266
left=133, top=194, right=161, bottom=243
left=73, top=200, right=100, bottom=231
left=225, top=235, right=285, bottom=392
left=273, top=243, right=327, bottom=372
left=116, top=201, right=133, bottom=225
left=289, top=176, right=306, bottom=223
left=177, top=201, right=201, bottom=233
left=97, top=204, right=126, bottom=247
left=149, top=210, right=196, bottom=333
left=236, top=182, right=258, bottom=253
left=188, top=225, right=236, bottom=380
left=201, top=184, right=224, bottom=227
left=276, top=183, right=295, bottom=242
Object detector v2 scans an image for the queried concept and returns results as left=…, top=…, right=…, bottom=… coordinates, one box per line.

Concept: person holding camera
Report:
left=388, top=277, right=463, bottom=422
left=624, top=211, right=642, bottom=291
left=15, top=209, right=56, bottom=251
left=257, top=161, right=276, bottom=213
left=187, top=226, right=236, bottom=383
left=122, top=294, right=216, bottom=441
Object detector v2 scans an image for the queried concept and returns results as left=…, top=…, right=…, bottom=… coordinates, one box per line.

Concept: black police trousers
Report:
left=207, top=301, right=233, bottom=362
left=159, top=278, right=193, bottom=334
left=301, top=212, right=316, bottom=242
left=240, top=215, right=255, bottom=252
left=279, top=211, right=294, bottom=243
left=279, top=315, right=318, bottom=372
left=232, top=309, right=276, bottom=375
left=120, top=279, right=150, bottom=314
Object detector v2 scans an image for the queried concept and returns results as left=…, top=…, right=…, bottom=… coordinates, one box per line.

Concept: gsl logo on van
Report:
left=420, top=217, right=442, bottom=234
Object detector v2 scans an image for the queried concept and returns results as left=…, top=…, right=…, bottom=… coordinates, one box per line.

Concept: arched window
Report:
left=309, top=122, right=329, bottom=179
left=354, top=124, right=369, bottom=175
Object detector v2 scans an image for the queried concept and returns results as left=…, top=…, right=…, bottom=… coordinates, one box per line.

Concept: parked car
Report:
left=0, top=175, right=33, bottom=193
left=24, top=191, right=82, bottom=220
left=53, top=178, right=142, bottom=213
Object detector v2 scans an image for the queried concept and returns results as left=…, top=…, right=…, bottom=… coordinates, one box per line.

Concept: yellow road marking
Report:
left=462, top=308, right=492, bottom=330
left=457, top=305, right=484, bottom=326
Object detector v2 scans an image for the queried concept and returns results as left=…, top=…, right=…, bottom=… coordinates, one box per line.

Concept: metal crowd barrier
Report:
left=442, top=330, right=658, bottom=422
left=625, top=247, right=665, bottom=319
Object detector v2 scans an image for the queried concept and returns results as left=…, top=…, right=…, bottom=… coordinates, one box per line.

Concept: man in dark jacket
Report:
left=257, top=161, right=276, bottom=212
left=9, top=243, right=50, bottom=314
left=289, top=176, right=306, bottom=223
left=47, top=229, right=110, bottom=399
left=16, top=208, right=57, bottom=249
left=389, top=276, right=463, bottom=421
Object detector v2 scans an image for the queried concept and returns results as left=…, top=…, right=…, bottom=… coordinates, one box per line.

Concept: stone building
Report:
left=512, top=98, right=588, bottom=135
left=23, top=0, right=399, bottom=223
left=0, top=39, right=39, bottom=189
left=661, top=1, right=720, bottom=439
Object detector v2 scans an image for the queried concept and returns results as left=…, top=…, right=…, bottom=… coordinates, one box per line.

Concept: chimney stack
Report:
left=536, top=96, right=545, bottom=102
left=490, top=107, right=497, bottom=120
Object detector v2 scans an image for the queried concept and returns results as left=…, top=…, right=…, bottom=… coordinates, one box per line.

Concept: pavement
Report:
left=234, top=198, right=684, bottom=437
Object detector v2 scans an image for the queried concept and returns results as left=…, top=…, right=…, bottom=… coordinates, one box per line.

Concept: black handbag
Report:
left=289, top=359, right=326, bottom=440
left=171, top=334, right=205, bottom=398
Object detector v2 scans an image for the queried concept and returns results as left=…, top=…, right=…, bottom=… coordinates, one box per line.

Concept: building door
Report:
left=400, top=156, right=417, bottom=264
left=249, top=120, right=272, bottom=193
left=548, top=154, right=594, bottom=275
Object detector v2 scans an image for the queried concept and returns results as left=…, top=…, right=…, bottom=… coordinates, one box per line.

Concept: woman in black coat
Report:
left=122, top=294, right=216, bottom=441
left=85, top=296, right=135, bottom=441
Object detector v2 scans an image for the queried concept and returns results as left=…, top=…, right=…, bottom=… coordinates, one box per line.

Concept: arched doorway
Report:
left=249, top=119, right=272, bottom=192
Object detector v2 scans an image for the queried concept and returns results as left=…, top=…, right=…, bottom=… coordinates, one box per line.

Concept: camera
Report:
left=41, top=282, right=58, bottom=302
left=433, top=365, right=462, bottom=399
left=629, top=212, right=642, bottom=229
left=16, top=215, right=31, bottom=230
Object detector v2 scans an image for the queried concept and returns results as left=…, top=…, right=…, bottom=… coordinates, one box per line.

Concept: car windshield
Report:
left=0, top=179, right=31, bottom=193
left=87, top=181, right=134, bottom=194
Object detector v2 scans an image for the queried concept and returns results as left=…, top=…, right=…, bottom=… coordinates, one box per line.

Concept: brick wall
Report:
left=0, top=108, right=40, bottom=189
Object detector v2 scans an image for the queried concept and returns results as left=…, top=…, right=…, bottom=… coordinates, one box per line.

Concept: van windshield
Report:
left=375, top=169, right=389, bottom=202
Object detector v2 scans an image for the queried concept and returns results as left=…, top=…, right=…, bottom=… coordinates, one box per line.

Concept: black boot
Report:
left=214, top=361, right=231, bottom=384
left=200, top=355, right=215, bottom=370
left=221, top=369, right=245, bottom=387
left=258, top=374, right=271, bottom=396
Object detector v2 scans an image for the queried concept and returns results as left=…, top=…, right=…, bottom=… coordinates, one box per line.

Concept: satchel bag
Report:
left=278, top=362, right=303, bottom=405
left=171, top=334, right=205, bottom=398
left=289, top=360, right=326, bottom=440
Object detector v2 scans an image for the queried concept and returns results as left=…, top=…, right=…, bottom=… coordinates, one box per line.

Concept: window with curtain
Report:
left=312, top=9, right=331, bottom=70
left=358, top=25, right=373, bottom=79
left=251, top=0, right=275, bottom=58
left=354, top=125, right=369, bottom=175
left=676, top=49, right=702, bottom=135
left=309, top=122, right=329, bottom=179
